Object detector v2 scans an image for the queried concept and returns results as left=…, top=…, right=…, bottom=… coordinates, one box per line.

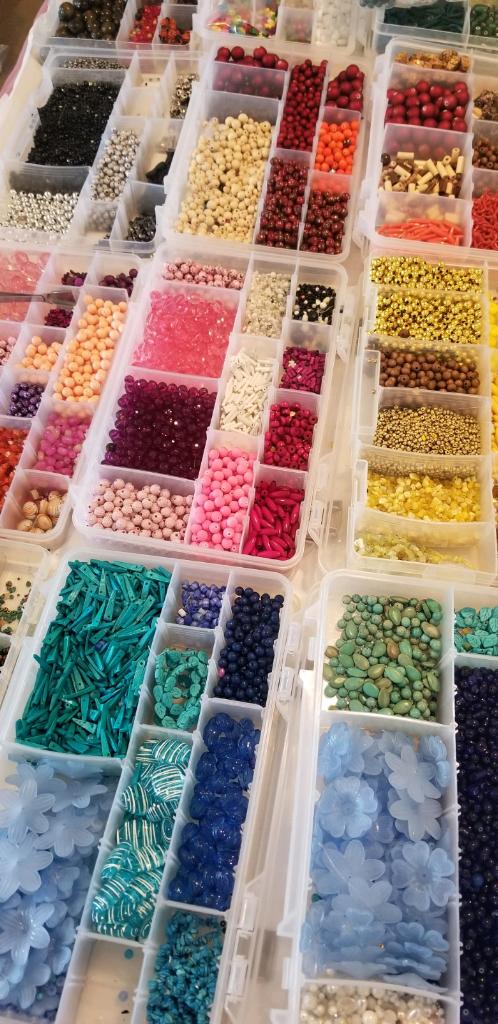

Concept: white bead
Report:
left=362, top=1012, right=378, bottom=1024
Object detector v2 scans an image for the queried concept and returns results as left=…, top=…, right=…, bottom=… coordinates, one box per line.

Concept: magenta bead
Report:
left=134, top=290, right=236, bottom=377
left=280, top=347, right=326, bottom=394
left=103, top=377, right=216, bottom=479
left=34, top=412, right=91, bottom=476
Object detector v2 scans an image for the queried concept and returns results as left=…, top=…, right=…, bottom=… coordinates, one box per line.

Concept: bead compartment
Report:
left=3, top=51, right=203, bottom=256
left=279, top=570, right=473, bottom=1024
left=73, top=244, right=348, bottom=569
left=0, top=246, right=144, bottom=549
left=162, top=51, right=368, bottom=261
left=194, top=0, right=358, bottom=55
left=344, top=247, right=498, bottom=579
left=0, top=549, right=292, bottom=1023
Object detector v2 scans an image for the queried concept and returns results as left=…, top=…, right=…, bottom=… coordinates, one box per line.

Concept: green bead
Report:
left=344, top=677, right=362, bottom=691
left=393, top=700, right=412, bottom=715
left=385, top=665, right=404, bottom=685
left=345, top=621, right=358, bottom=639
left=363, top=681, right=379, bottom=699
left=378, top=689, right=391, bottom=708
left=339, top=652, right=354, bottom=668
left=368, top=664, right=384, bottom=680
left=349, top=699, right=364, bottom=711
left=353, top=653, right=369, bottom=671
left=372, top=641, right=386, bottom=657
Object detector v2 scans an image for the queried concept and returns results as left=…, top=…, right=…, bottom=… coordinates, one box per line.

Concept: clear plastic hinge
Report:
left=238, top=892, right=258, bottom=933
left=307, top=636, right=317, bottom=665
left=286, top=621, right=300, bottom=654
left=278, top=666, right=295, bottom=701
left=309, top=498, right=324, bottom=534
left=227, top=955, right=249, bottom=999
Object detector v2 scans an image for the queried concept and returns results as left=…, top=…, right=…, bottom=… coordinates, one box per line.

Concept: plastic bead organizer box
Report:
left=0, top=10, right=497, bottom=1024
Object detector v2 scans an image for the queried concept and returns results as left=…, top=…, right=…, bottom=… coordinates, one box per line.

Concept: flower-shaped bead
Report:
left=312, top=838, right=384, bottom=896
left=0, top=900, right=53, bottom=965
left=332, top=878, right=402, bottom=925
left=317, top=777, right=378, bottom=839
left=0, top=836, right=53, bottom=902
left=0, top=953, right=22, bottom=1000
left=383, top=920, right=449, bottom=981
left=33, top=808, right=96, bottom=858
left=389, top=789, right=443, bottom=842
left=386, top=745, right=441, bottom=803
left=392, top=840, right=456, bottom=910
left=317, top=723, right=353, bottom=781
left=419, top=735, right=451, bottom=790
left=0, top=776, right=55, bottom=844
left=5, top=950, right=51, bottom=1011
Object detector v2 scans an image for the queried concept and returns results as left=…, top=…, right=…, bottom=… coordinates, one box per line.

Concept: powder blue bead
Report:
left=301, top=721, right=455, bottom=985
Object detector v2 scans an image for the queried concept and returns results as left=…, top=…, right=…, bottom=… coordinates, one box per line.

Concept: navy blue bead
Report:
left=213, top=588, right=283, bottom=706
left=456, top=664, right=498, bottom=1024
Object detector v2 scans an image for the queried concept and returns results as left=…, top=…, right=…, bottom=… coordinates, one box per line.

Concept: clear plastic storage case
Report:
left=161, top=46, right=369, bottom=264
left=202, top=568, right=495, bottom=1024
left=2, top=50, right=203, bottom=255
left=33, top=0, right=200, bottom=58
left=193, top=0, right=363, bottom=56
left=0, top=243, right=146, bottom=548
left=359, top=41, right=498, bottom=260
left=72, top=238, right=356, bottom=571
left=0, top=546, right=295, bottom=1024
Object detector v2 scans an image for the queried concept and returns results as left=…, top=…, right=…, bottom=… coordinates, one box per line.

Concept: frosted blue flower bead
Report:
left=0, top=903, right=53, bottom=965
left=391, top=841, right=456, bottom=910
left=311, top=839, right=384, bottom=896
left=317, top=777, right=378, bottom=839
left=0, top=836, right=53, bottom=902
left=0, top=777, right=55, bottom=844
left=386, top=745, right=442, bottom=803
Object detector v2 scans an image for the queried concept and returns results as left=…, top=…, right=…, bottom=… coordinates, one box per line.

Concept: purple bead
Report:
left=9, top=382, right=45, bottom=417
left=103, top=377, right=215, bottom=479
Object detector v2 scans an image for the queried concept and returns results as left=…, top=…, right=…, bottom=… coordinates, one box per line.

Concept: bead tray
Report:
left=0, top=243, right=144, bottom=548
left=0, top=541, right=48, bottom=709
left=348, top=245, right=498, bottom=581
left=161, top=47, right=369, bottom=264
left=193, top=0, right=361, bottom=56
left=2, top=50, right=203, bottom=256
left=33, top=0, right=200, bottom=58
left=0, top=546, right=294, bottom=1024
left=71, top=238, right=354, bottom=571
left=359, top=41, right=498, bottom=258
left=263, top=569, right=498, bottom=1024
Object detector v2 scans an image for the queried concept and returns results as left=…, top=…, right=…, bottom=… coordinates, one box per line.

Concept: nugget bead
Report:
left=367, top=470, right=481, bottom=522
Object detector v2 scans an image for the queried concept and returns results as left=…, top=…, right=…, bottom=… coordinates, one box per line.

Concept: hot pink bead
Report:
left=191, top=446, right=256, bottom=551
left=133, top=290, right=237, bottom=377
